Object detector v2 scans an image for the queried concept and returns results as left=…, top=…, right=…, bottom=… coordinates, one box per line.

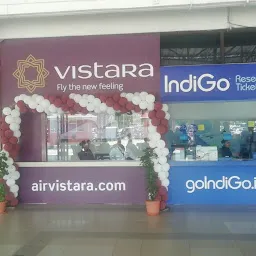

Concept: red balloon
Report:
left=134, top=106, right=141, bottom=113
left=0, top=178, right=4, bottom=184
left=151, top=118, right=161, bottom=126
left=13, top=144, right=20, bottom=152
left=99, top=95, right=107, bottom=103
left=120, top=107, right=127, bottom=114
left=162, top=194, right=168, bottom=201
left=119, top=97, right=128, bottom=106
left=5, top=192, right=13, bottom=202
left=9, top=137, right=18, bottom=144
left=160, top=200, right=167, bottom=210
left=126, top=102, right=134, bottom=111
left=10, top=198, right=18, bottom=207
left=61, top=105, right=69, bottom=112
left=61, top=94, right=69, bottom=103
left=73, top=104, right=82, bottom=112
left=17, top=101, right=25, bottom=108
left=113, top=93, right=121, bottom=102
left=158, top=186, right=167, bottom=196
left=156, top=179, right=162, bottom=188
left=161, top=119, right=168, bottom=126
left=67, top=99, right=75, bottom=107
left=1, top=122, right=9, bottom=131
left=5, top=130, right=13, bottom=138
left=154, top=102, right=163, bottom=111
left=155, top=194, right=162, bottom=201
left=113, top=103, right=121, bottom=111
left=106, top=98, right=114, bottom=107
left=54, top=98, right=62, bottom=108
left=1, top=137, right=9, bottom=144
left=20, top=106, right=28, bottom=113
left=49, top=95, right=56, bottom=104
left=4, top=143, right=12, bottom=152
left=148, top=111, right=156, bottom=119
left=157, top=125, right=167, bottom=134
left=44, top=94, right=50, bottom=99
left=156, top=110, right=165, bottom=119
left=81, top=108, right=89, bottom=115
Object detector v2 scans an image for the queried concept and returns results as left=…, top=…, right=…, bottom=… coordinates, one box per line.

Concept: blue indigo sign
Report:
left=161, top=63, right=256, bottom=102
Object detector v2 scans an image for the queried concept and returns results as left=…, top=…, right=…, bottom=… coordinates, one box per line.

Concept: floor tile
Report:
left=0, top=245, right=21, bottom=256
left=235, top=240, right=256, bottom=256
left=113, top=239, right=142, bottom=256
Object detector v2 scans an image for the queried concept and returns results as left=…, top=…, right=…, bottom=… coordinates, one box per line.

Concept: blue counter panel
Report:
left=168, top=161, right=256, bottom=205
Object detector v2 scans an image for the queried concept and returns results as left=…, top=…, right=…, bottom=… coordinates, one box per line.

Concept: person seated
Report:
left=78, top=140, right=95, bottom=160
left=220, top=140, right=232, bottom=158
left=109, top=139, right=125, bottom=160
left=98, top=139, right=111, bottom=154
left=126, top=139, right=140, bottom=160
left=139, top=138, right=150, bottom=152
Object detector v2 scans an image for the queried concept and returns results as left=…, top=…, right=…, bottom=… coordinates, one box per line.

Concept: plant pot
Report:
left=0, top=201, right=6, bottom=214
left=145, top=200, right=160, bottom=216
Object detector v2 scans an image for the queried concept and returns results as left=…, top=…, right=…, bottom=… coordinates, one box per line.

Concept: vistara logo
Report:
left=13, top=54, right=49, bottom=93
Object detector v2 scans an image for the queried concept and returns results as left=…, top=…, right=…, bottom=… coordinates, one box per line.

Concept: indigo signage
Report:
left=161, top=63, right=256, bottom=102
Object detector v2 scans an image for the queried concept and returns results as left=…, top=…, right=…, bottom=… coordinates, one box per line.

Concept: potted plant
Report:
left=140, top=147, right=160, bottom=216
left=0, top=152, right=8, bottom=214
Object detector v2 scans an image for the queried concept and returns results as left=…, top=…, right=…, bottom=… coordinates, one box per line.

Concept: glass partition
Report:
left=166, top=101, right=256, bottom=161
left=46, top=112, right=149, bottom=161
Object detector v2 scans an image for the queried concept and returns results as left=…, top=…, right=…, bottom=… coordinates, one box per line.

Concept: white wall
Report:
left=0, top=0, right=254, bottom=17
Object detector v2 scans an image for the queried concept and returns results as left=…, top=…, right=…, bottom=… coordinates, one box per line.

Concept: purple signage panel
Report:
left=18, top=167, right=146, bottom=205
left=0, top=34, right=160, bottom=106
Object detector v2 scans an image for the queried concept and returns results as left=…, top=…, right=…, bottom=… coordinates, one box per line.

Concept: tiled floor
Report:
left=1, top=205, right=256, bottom=256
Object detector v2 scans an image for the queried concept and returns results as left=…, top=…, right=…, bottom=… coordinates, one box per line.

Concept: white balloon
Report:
left=10, top=123, right=19, bottom=132
left=3, top=107, right=12, bottom=116
left=154, top=147, right=161, bottom=155
left=93, top=98, right=101, bottom=107
left=162, top=163, right=170, bottom=172
left=132, top=96, right=141, bottom=105
left=8, top=165, right=16, bottom=173
left=36, top=105, right=44, bottom=113
left=162, top=148, right=170, bottom=157
left=149, top=140, right=156, bottom=148
left=139, top=101, right=148, bottom=110
left=69, top=93, right=75, bottom=99
left=11, top=109, right=20, bottom=118
left=147, top=103, right=155, bottom=111
left=99, top=103, right=107, bottom=112
left=82, top=94, right=88, bottom=99
left=10, top=171, right=20, bottom=180
left=157, top=140, right=166, bottom=149
left=57, top=108, right=64, bottom=114
left=148, top=125, right=157, bottom=133
left=13, top=192, right=18, bottom=198
left=49, top=104, right=57, bottom=113
left=3, top=175, right=9, bottom=180
left=159, top=156, right=167, bottom=165
left=158, top=172, right=166, bottom=180
left=87, top=104, right=94, bottom=112
left=79, top=99, right=88, bottom=108
left=107, top=108, right=115, bottom=115
left=2, top=150, right=9, bottom=158
left=41, top=99, right=50, bottom=108
left=87, top=95, right=95, bottom=102
left=94, top=106, right=100, bottom=114
left=151, top=132, right=161, bottom=141
left=28, top=101, right=37, bottom=109
left=162, top=104, right=168, bottom=112
left=19, top=94, right=27, bottom=101
left=120, top=93, right=126, bottom=97
left=146, top=94, right=155, bottom=103
left=32, top=94, right=39, bottom=100
left=24, top=96, right=31, bottom=104
left=74, top=94, right=82, bottom=103
left=14, top=96, right=20, bottom=103
left=35, top=95, right=44, bottom=103
left=162, top=179, right=170, bottom=187
left=154, top=164, right=162, bottom=173
left=5, top=115, right=14, bottom=124
left=10, top=184, right=19, bottom=193
left=134, top=92, right=140, bottom=96
left=126, top=93, right=133, bottom=101
left=165, top=113, right=171, bottom=120
left=14, top=130, right=21, bottom=138
left=140, top=92, right=148, bottom=100
left=13, top=117, right=21, bottom=125
left=6, top=179, right=15, bottom=186
left=6, top=158, right=14, bottom=165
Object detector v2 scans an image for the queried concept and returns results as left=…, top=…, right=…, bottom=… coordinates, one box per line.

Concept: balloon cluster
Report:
left=0, top=92, right=170, bottom=207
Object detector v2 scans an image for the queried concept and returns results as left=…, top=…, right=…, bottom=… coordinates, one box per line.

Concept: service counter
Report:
left=16, top=161, right=146, bottom=205
left=168, top=160, right=256, bottom=205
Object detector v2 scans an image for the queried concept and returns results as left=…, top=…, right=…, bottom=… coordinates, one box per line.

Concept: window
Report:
left=46, top=112, right=150, bottom=161
left=166, top=101, right=256, bottom=161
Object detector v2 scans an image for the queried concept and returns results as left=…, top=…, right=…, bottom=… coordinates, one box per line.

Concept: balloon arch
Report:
left=0, top=92, right=170, bottom=208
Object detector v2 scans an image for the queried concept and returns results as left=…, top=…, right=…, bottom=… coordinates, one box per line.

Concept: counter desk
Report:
left=168, top=160, right=256, bottom=205
left=16, top=161, right=146, bottom=205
